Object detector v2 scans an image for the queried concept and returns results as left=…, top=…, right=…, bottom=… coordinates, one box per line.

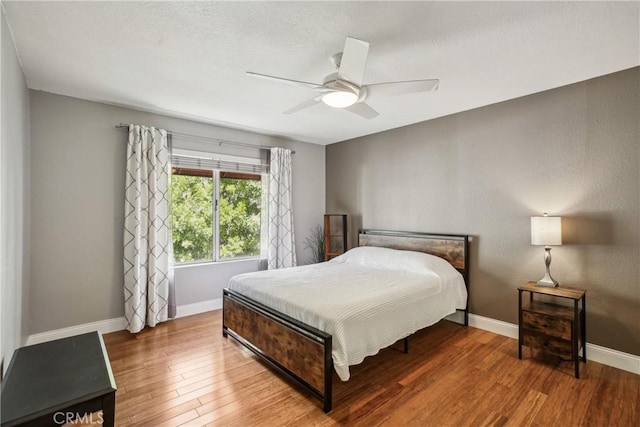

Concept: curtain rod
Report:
left=115, top=124, right=295, bottom=154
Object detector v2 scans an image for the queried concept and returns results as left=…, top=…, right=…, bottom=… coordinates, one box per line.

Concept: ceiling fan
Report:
left=247, top=37, right=439, bottom=119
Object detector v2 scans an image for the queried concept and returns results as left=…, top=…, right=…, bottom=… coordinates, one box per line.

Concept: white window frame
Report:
left=171, top=150, right=264, bottom=265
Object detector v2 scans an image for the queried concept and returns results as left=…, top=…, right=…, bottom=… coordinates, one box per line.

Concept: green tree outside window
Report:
left=219, top=177, right=261, bottom=258
left=170, top=170, right=261, bottom=263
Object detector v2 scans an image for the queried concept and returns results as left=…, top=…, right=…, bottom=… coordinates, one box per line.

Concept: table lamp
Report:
left=531, top=213, right=562, bottom=287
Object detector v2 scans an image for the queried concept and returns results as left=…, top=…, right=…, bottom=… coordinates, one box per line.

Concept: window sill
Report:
left=172, top=257, right=260, bottom=269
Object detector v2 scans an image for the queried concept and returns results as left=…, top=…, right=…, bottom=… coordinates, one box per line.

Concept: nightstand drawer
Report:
left=522, top=331, right=572, bottom=359
left=522, top=310, right=572, bottom=340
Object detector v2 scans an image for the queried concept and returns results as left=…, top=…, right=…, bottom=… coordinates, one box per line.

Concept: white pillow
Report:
left=331, top=245, right=456, bottom=277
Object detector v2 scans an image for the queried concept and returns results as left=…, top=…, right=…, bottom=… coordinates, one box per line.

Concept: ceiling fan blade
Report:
left=337, top=37, right=369, bottom=87
left=344, top=102, right=379, bottom=119
left=246, top=71, right=324, bottom=90
left=283, top=96, right=322, bottom=114
left=366, top=79, right=439, bottom=98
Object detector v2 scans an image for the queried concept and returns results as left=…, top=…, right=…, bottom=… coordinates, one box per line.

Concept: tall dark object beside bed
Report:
left=324, top=214, right=347, bottom=260
left=222, top=229, right=470, bottom=413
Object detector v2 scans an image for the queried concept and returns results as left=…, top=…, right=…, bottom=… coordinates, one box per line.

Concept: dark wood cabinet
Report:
left=0, top=332, right=116, bottom=426
left=324, top=214, right=347, bottom=261
left=518, top=282, right=586, bottom=378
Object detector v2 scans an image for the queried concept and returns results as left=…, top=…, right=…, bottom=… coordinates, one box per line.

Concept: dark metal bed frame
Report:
left=222, top=229, right=470, bottom=413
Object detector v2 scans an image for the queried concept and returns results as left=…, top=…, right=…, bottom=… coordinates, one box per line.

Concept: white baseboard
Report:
left=469, top=313, right=640, bottom=375
left=585, top=342, right=640, bottom=375
left=469, top=313, right=519, bottom=339
left=26, top=317, right=127, bottom=346
left=175, top=298, right=222, bottom=318
left=444, top=310, right=465, bottom=324
left=25, top=299, right=222, bottom=346
left=24, top=306, right=638, bottom=375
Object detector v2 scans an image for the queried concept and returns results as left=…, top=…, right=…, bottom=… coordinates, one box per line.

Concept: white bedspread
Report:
left=227, top=246, right=467, bottom=381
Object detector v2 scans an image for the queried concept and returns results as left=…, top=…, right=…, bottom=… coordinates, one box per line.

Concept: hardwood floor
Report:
left=101, top=311, right=638, bottom=426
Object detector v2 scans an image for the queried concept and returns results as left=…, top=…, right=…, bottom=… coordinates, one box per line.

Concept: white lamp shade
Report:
left=531, top=216, right=562, bottom=246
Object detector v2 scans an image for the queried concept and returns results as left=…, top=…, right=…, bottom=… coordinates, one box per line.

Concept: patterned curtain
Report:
left=123, top=124, right=175, bottom=333
left=268, top=147, right=296, bottom=269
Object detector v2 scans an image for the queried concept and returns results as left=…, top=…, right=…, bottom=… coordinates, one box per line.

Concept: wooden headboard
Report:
left=357, top=229, right=469, bottom=282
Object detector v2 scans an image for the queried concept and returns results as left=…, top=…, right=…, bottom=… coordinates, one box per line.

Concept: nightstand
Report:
left=518, top=282, right=586, bottom=378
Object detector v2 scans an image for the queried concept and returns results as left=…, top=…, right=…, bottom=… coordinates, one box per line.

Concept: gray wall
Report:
left=29, top=91, right=325, bottom=334
left=1, top=9, right=30, bottom=371
left=326, top=67, right=639, bottom=356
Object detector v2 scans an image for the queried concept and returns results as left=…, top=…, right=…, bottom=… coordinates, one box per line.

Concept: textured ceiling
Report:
left=3, top=1, right=639, bottom=145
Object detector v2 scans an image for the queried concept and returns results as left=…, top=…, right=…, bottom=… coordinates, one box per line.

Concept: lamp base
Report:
left=536, top=246, right=559, bottom=287
left=536, top=278, right=559, bottom=287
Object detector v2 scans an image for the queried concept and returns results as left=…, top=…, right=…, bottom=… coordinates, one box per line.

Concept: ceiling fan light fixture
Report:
left=321, top=90, right=358, bottom=108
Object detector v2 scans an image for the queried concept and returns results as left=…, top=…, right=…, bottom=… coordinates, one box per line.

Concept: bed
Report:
left=222, top=229, right=469, bottom=412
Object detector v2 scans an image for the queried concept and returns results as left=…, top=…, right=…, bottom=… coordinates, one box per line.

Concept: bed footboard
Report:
left=222, top=289, right=333, bottom=412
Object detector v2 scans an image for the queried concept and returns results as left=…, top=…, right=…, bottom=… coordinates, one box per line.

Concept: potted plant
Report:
left=303, top=225, right=325, bottom=263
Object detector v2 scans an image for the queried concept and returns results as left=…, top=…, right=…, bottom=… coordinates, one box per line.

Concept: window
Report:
left=218, top=172, right=261, bottom=258
left=171, top=168, right=214, bottom=262
left=170, top=150, right=265, bottom=264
